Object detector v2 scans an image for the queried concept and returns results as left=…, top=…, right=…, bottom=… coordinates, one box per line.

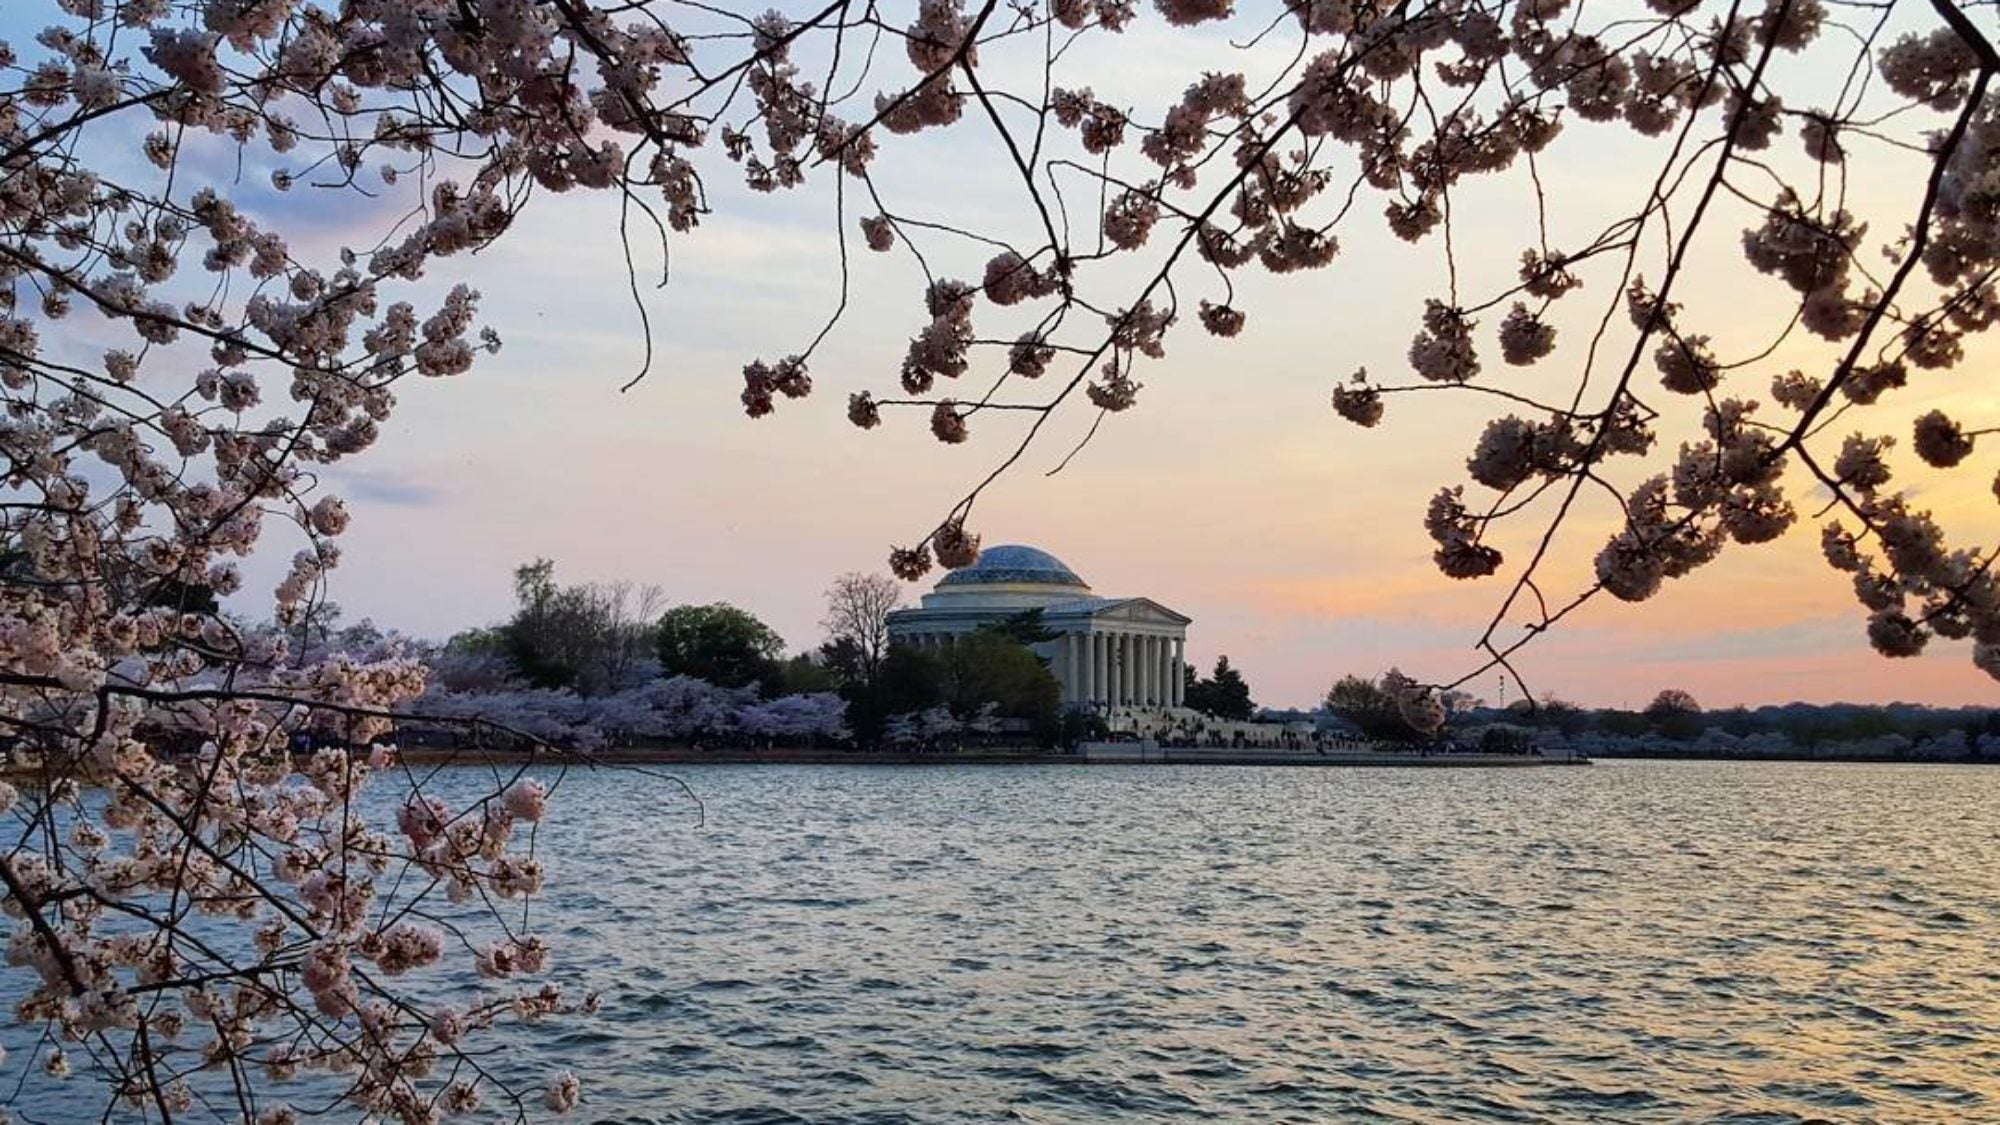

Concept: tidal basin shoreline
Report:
left=392, top=743, right=1589, bottom=768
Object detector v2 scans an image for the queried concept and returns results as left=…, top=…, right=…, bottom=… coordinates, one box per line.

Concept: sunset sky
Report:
left=11, top=4, right=1994, bottom=709
left=300, top=129, right=1994, bottom=709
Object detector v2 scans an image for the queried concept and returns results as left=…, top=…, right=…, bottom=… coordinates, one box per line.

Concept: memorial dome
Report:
left=935, top=545, right=1089, bottom=591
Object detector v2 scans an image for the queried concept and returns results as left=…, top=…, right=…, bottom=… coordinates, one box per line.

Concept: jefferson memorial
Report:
left=886, top=545, right=1191, bottom=711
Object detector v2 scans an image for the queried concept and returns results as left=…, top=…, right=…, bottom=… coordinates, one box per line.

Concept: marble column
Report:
left=1172, top=637, right=1185, bottom=707
left=1113, top=633, right=1127, bottom=707
left=1140, top=635, right=1155, bottom=706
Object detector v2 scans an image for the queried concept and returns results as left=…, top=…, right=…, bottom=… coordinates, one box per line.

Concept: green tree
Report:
left=938, top=631, right=1062, bottom=734
left=1185, top=655, right=1255, bottom=721
left=444, top=626, right=508, bottom=656
left=840, top=644, right=948, bottom=747
left=656, top=603, right=786, bottom=689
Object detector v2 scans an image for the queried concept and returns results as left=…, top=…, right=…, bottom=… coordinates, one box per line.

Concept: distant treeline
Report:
left=1318, top=674, right=1996, bottom=761
left=1467, top=700, right=2000, bottom=761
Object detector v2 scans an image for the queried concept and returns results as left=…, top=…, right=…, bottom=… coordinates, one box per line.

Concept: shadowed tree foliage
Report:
left=1184, top=656, right=1255, bottom=721
left=1506, top=694, right=1592, bottom=737
left=769, top=652, right=839, bottom=696
left=816, top=636, right=870, bottom=687
left=940, top=632, right=1063, bottom=736
left=1646, top=688, right=1706, bottom=741
left=144, top=576, right=221, bottom=616
left=838, top=632, right=1079, bottom=742
left=1325, top=674, right=1423, bottom=742
left=841, top=644, right=949, bottom=747
left=1056, top=708, right=1111, bottom=749
left=431, top=627, right=518, bottom=693
left=977, top=608, right=1059, bottom=647
left=505, top=560, right=664, bottom=695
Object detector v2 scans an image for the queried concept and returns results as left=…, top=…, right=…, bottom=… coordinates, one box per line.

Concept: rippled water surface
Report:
left=10, top=761, right=1997, bottom=1123
left=506, top=760, right=2000, bottom=1123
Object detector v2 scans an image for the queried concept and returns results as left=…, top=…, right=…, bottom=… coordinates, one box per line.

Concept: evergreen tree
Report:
left=1185, top=655, right=1255, bottom=721
left=977, top=608, right=1057, bottom=647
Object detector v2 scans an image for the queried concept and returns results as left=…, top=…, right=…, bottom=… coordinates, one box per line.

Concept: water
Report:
left=521, top=760, right=2000, bottom=1123
left=9, top=760, right=2000, bottom=1122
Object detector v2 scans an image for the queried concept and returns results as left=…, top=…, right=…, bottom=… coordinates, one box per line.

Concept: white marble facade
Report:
left=886, top=545, right=1191, bottom=711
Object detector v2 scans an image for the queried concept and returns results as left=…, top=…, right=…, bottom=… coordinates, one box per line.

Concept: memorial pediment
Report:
left=1087, top=597, right=1192, bottom=626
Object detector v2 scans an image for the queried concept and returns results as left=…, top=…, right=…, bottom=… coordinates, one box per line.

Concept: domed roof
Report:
left=937, top=544, right=1088, bottom=589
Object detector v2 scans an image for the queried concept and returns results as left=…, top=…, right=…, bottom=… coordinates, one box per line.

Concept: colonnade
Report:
left=1059, top=631, right=1184, bottom=710
left=899, top=630, right=1187, bottom=710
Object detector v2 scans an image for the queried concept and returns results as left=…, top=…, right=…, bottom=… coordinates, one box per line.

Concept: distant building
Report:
left=887, top=544, right=1190, bottom=711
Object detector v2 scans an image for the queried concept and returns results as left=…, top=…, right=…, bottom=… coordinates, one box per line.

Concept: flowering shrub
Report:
left=407, top=678, right=851, bottom=748
left=1, top=0, right=1997, bottom=1119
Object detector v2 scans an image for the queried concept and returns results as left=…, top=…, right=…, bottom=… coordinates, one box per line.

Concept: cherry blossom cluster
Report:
left=407, top=676, right=852, bottom=748
left=681, top=0, right=1998, bottom=688
left=0, top=0, right=799, bottom=1112
left=5, top=0, right=2000, bottom=1111
left=1380, top=669, right=1447, bottom=737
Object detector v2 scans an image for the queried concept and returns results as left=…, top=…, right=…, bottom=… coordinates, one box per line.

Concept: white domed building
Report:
left=886, top=545, right=1191, bottom=712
